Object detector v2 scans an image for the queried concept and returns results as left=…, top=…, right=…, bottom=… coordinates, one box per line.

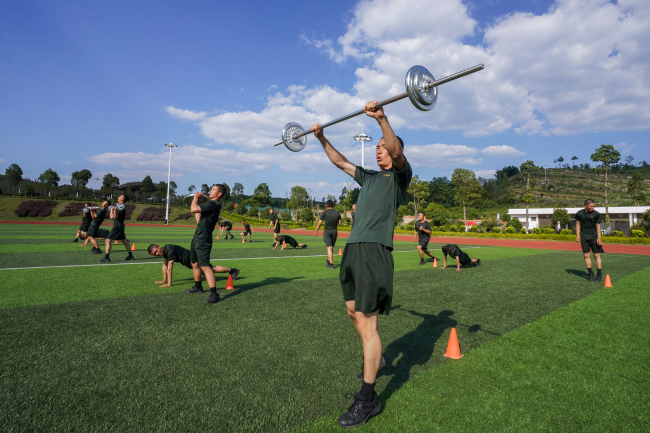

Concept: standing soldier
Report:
left=311, top=100, right=412, bottom=428
left=98, top=195, right=134, bottom=262
left=218, top=220, right=234, bottom=239
left=240, top=219, right=254, bottom=243
left=314, top=199, right=342, bottom=269
left=86, top=201, right=110, bottom=254
left=269, top=208, right=281, bottom=241
left=575, top=199, right=604, bottom=281
left=414, top=212, right=435, bottom=265
left=72, top=202, right=92, bottom=242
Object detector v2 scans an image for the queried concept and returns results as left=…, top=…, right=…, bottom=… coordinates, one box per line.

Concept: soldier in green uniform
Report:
left=269, top=208, right=281, bottom=241
left=441, top=244, right=480, bottom=270
left=218, top=221, right=234, bottom=239
left=72, top=202, right=92, bottom=242
left=98, top=195, right=134, bottom=262
left=240, top=219, right=254, bottom=243
left=86, top=201, right=110, bottom=254
left=148, top=243, right=239, bottom=287
left=311, top=100, right=412, bottom=428
left=79, top=228, right=110, bottom=245
left=314, top=199, right=341, bottom=269
left=351, top=203, right=356, bottom=228
left=414, top=212, right=435, bottom=265
left=575, top=199, right=604, bottom=281
left=271, top=234, right=307, bottom=250
left=184, top=185, right=226, bottom=304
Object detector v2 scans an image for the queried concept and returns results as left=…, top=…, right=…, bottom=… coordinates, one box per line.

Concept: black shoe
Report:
left=426, top=257, right=434, bottom=263
left=98, top=257, right=111, bottom=263
left=595, top=273, right=602, bottom=282
left=358, top=353, right=390, bottom=380
left=337, top=392, right=382, bottom=428
left=326, top=259, right=330, bottom=267
left=71, top=238, right=78, bottom=243
left=327, top=263, right=335, bottom=269
left=588, top=273, right=596, bottom=282
left=123, top=255, right=135, bottom=261
left=419, top=259, right=426, bottom=265
left=230, top=268, right=240, bottom=281
left=205, top=293, right=220, bottom=304
left=92, top=248, right=102, bottom=254
left=89, top=248, right=98, bottom=253
left=302, top=245, right=308, bottom=249
left=184, top=286, right=205, bottom=294
left=477, top=259, right=481, bottom=267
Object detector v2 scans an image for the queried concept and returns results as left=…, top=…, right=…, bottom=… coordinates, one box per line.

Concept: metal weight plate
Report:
left=405, top=65, right=437, bottom=111
left=281, top=122, right=307, bottom=152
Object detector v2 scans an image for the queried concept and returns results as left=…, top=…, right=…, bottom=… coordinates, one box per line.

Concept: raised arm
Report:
left=190, top=192, right=203, bottom=214
left=311, top=124, right=356, bottom=177
left=363, top=102, right=405, bottom=171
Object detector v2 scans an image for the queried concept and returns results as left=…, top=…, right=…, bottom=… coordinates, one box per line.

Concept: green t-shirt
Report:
left=220, top=221, right=232, bottom=230
left=92, top=208, right=107, bottom=226
left=163, top=244, right=192, bottom=269
left=112, top=203, right=127, bottom=230
left=444, top=244, right=461, bottom=258
left=576, top=209, right=601, bottom=240
left=97, top=229, right=110, bottom=238
left=192, top=200, right=221, bottom=244
left=243, top=223, right=251, bottom=233
left=347, top=159, right=413, bottom=249
left=415, top=220, right=431, bottom=242
left=82, top=207, right=92, bottom=223
left=279, top=235, right=298, bottom=248
left=320, top=209, right=341, bottom=232
left=269, top=213, right=279, bottom=228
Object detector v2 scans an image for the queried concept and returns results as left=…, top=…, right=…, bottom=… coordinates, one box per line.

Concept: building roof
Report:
left=508, top=206, right=649, bottom=215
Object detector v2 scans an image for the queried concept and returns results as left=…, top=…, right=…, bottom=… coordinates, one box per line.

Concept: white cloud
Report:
left=474, top=169, right=497, bottom=179
left=481, top=145, right=526, bottom=158
left=61, top=161, right=72, bottom=165
left=165, top=106, right=206, bottom=121
left=406, top=143, right=482, bottom=167
left=614, top=142, right=636, bottom=155
left=287, top=181, right=350, bottom=200
left=0, top=158, right=7, bottom=163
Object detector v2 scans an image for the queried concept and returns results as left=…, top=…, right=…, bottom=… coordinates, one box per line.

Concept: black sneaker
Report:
left=477, top=259, right=481, bottom=267
left=419, top=259, right=426, bottom=265
left=123, top=255, right=135, bottom=261
left=326, top=259, right=331, bottom=267
left=230, top=268, right=240, bottom=281
left=302, top=244, right=308, bottom=249
left=358, top=353, right=390, bottom=380
left=205, top=293, right=220, bottom=304
left=92, top=248, right=102, bottom=254
left=98, top=257, right=111, bottom=262
left=327, top=263, right=335, bottom=269
left=588, top=273, right=596, bottom=282
left=71, top=238, right=78, bottom=243
left=184, top=286, right=205, bottom=294
left=337, top=392, right=382, bottom=428
left=595, top=273, right=602, bottom=282
left=426, top=257, right=434, bottom=263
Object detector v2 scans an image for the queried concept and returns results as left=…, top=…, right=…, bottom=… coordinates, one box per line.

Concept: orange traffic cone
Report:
left=339, top=248, right=343, bottom=256
left=131, top=243, right=136, bottom=251
left=443, top=328, right=463, bottom=359
left=217, top=235, right=219, bottom=240
left=114, top=240, right=118, bottom=244
left=604, top=274, right=613, bottom=287
left=242, top=237, right=246, bottom=244
left=225, top=274, right=235, bottom=290
left=432, top=258, right=438, bottom=268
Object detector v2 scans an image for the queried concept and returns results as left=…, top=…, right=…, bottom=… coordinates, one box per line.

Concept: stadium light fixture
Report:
left=353, top=133, right=373, bottom=168
left=164, top=143, right=178, bottom=225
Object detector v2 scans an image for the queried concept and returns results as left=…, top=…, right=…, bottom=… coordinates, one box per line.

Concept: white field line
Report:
left=0, top=248, right=482, bottom=271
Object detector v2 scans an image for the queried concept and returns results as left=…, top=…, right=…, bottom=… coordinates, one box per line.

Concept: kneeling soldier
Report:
left=442, top=244, right=480, bottom=271
left=272, top=235, right=307, bottom=250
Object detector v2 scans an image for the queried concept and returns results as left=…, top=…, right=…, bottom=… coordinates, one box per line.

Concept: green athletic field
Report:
left=0, top=223, right=648, bottom=432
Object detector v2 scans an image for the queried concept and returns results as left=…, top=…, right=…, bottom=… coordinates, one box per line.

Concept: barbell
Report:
left=273, top=63, right=484, bottom=152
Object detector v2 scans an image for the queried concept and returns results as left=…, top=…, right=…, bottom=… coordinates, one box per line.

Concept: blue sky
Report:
left=2, top=0, right=649, bottom=199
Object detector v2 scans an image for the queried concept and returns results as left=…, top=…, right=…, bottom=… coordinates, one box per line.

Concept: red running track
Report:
left=2, top=221, right=649, bottom=255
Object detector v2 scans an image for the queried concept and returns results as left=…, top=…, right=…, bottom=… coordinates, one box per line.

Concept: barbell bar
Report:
left=273, top=63, right=484, bottom=152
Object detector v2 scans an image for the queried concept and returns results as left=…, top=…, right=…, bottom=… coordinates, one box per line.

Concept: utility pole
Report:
left=164, top=142, right=178, bottom=225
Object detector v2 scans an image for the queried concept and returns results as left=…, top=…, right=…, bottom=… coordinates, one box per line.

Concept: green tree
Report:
left=326, top=194, right=337, bottom=204
left=300, top=207, right=314, bottom=223
left=71, top=169, right=92, bottom=188
left=428, top=176, right=454, bottom=205
left=451, top=168, right=482, bottom=224
left=221, top=182, right=231, bottom=202
left=232, top=183, right=244, bottom=202
left=591, top=144, right=621, bottom=232
left=519, top=160, right=538, bottom=193
left=571, top=156, right=578, bottom=168
left=39, top=168, right=60, bottom=186
left=102, top=173, right=120, bottom=189
left=557, top=156, right=564, bottom=168
left=424, top=202, right=450, bottom=226
left=169, top=181, right=177, bottom=193
left=551, top=208, right=572, bottom=230
left=200, top=183, right=210, bottom=195
left=287, top=186, right=310, bottom=212
left=252, top=183, right=272, bottom=207
left=4, top=163, right=23, bottom=194
left=156, top=181, right=167, bottom=193
left=140, top=175, right=154, bottom=194
left=188, top=185, right=195, bottom=194
left=407, top=175, right=430, bottom=217
left=628, top=173, right=646, bottom=206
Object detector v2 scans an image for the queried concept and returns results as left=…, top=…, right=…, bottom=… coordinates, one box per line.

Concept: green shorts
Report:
left=108, top=227, right=126, bottom=240
left=458, top=251, right=472, bottom=266
left=79, top=221, right=91, bottom=232
left=190, top=240, right=212, bottom=267
left=418, top=239, right=429, bottom=249
left=339, top=242, right=394, bottom=316
left=323, top=230, right=338, bottom=247
left=86, top=223, right=100, bottom=238
left=581, top=238, right=604, bottom=254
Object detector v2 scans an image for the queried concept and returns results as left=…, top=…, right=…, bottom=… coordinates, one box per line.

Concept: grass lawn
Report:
left=0, top=223, right=648, bottom=432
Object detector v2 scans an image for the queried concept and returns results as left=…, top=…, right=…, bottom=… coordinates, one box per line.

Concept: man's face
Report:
left=352, top=204, right=356, bottom=211
left=149, top=246, right=164, bottom=257
left=208, top=185, right=223, bottom=200
left=585, top=203, right=596, bottom=212
left=418, top=213, right=425, bottom=222
left=102, top=201, right=109, bottom=208
left=118, top=195, right=125, bottom=203
left=376, top=139, right=392, bottom=169
left=269, top=209, right=274, bottom=214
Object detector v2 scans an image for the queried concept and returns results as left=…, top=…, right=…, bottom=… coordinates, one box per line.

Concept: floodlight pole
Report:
left=353, top=133, right=373, bottom=168
left=164, top=143, right=178, bottom=225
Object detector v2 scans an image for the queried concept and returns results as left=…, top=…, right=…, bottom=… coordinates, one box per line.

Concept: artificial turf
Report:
left=0, top=223, right=648, bottom=432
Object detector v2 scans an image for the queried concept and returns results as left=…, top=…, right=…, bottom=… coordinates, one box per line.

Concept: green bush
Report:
left=246, top=206, right=258, bottom=218
left=447, top=224, right=458, bottom=232
left=281, top=211, right=292, bottom=221
left=234, top=204, right=246, bottom=215
left=559, top=228, right=573, bottom=235
left=259, top=208, right=271, bottom=220
left=543, top=228, right=555, bottom=235
left=504, top=227, right=516, bottom=233
left=519, top=228, right=527, bottom=234
left=506, top=217, right=523, bottom=232
left=469, top=226, right=478, bottom=233
left=630, top=229, right=645, bottom=237
left=406, top=221, right=415, bottom=231
left=224, top=202, right=235, bottom=212
left=612, top=230, right=625, bottom=237
left=532, top=227, right=542, bottom=234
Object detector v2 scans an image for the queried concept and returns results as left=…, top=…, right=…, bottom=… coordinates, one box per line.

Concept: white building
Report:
left=508, top=206, right=649, bottom=234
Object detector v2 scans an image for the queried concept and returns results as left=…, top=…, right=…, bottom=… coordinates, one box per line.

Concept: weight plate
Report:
left=405, top=65, right=437, bottom=111
left=281, top=122, right=307, bottom=152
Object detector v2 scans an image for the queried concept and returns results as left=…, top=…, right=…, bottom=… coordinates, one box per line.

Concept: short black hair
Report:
left=418, top=211, right=425, bottom=216
left=84, top=202, right=91, bottom=207
left=585, top=199, right=595, bottom=205
left=105, top=200, right=112, bottom=206
left=326, top=199, right=334, bottom=208
left=121, top=194, right=129, bottom=202
left=442, top=245, right=450, bottom=255
left=213, top=184, right=226, bottom=196
left=380, top=136, right=404, bottom=148
left=147, top=244, right=159, bottom=254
